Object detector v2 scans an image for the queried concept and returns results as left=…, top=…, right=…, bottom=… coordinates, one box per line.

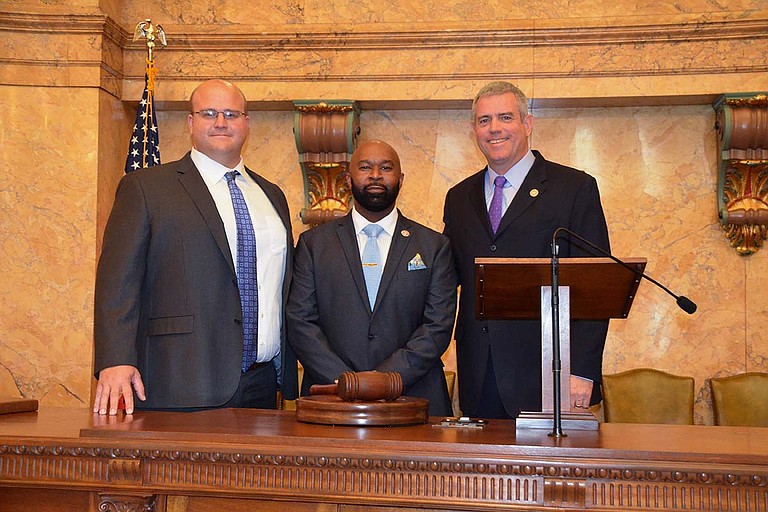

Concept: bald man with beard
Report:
left=286, top=140, right=457, bottom=416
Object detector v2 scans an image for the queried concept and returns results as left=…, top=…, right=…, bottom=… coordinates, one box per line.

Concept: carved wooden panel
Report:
left=4, top=442, right=767, bottom=511
left=293, top=100, right=360, bottom=226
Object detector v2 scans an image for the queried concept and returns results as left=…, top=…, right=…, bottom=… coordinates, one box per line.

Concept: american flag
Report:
left=125, top=62, right=161, bottom=173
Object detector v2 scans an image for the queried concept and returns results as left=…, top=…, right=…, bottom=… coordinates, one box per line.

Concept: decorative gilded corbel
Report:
left=293, top=101, right=360, bottom=226
left=714, top=93, right=768, bottom=255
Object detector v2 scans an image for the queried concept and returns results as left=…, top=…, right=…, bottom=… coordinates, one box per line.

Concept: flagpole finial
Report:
left=133, top=19, right=167, bottom=64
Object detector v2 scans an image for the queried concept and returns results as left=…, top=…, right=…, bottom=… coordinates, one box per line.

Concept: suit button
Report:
left=368, top=334, right=375, bottom=340
left=490, top=244, right=497, bottom=251
left=232, top=279, right=237, bottom=285
left=234, top=318, right=242, bottom=325
left=482, top=326, right=488, bottom=333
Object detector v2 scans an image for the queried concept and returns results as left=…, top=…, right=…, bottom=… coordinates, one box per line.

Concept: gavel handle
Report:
left=309, top=383, right=338, bottom=396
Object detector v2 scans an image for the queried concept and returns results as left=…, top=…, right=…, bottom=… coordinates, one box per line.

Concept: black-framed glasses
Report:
left=192, top=109, right=247, bottom=120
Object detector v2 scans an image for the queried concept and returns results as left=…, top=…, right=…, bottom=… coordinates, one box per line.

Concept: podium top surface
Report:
left=475, top=257, right=647, bottom=320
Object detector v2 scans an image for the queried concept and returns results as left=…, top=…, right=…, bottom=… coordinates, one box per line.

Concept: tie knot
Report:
left=494, top=175, right=507, bottom=188
left=362, top=224, right=384, bottom=239
left=225, top=170, right=240, bottom=183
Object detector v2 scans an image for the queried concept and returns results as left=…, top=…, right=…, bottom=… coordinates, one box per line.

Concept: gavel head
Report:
left=337, top=371, right=403, bottom=402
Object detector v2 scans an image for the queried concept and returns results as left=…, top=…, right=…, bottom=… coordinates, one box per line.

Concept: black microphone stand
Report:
left=549, top=239, right=565, bottom=438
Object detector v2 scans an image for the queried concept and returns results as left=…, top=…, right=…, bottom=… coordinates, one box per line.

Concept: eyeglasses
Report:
left=192, top=109, right=247, bottom=120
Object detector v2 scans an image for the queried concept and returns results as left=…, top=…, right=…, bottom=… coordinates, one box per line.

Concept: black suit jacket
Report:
left=94, top=152, right=298, bottom=408
left=443, top=151, right=610, bottom=417
left=286, top=211, right=457, bottom=416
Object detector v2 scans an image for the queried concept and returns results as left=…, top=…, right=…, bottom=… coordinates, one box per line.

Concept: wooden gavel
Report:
left=309, top=371, right=403, bottom=402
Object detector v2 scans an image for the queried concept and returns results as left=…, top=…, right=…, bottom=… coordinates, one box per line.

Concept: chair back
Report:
left=602, top=368, right=694, bottom=424
left=711, top=372, right=768, bottom=426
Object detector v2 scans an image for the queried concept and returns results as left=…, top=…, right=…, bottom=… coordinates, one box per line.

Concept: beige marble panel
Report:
left=113, top=0, right=768, bottom=27
left=0, top=86, right=99, bottom=407
left=120, top=0, right=305, bottom=27
left=746, top=248, right=768, bottom=373
left=301, top=0, right=765, bottom=23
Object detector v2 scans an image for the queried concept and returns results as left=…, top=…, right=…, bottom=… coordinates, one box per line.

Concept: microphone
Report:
left=552, top=227, right=697, bottom=314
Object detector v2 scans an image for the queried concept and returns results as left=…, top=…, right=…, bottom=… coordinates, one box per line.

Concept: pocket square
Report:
left=407, top=253, right=427, bottom=271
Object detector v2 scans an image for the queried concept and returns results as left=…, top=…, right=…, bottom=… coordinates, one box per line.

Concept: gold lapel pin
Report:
left=530, top=188, right=539, bottom=198
left=401, top=229, right=410, bottom=237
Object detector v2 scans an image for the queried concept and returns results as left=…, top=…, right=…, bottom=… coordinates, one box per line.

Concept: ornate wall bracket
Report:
left=714, top=93, right=768, bottom=255
left=293, top=100, right=360, bottom=226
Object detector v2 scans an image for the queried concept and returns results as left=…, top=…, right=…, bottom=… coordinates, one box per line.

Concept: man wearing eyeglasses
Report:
left=93, top=79, right=297, bottom=414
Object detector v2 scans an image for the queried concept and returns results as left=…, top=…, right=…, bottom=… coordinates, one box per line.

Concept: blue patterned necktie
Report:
left=361, top=224, right=384, bottom=310
left=224, top=171, right=258, bottom=371
left=488, top=175, right=507, bottom=234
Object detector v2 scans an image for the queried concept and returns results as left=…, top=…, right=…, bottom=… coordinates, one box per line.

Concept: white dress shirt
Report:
left=191, top=148, right=287, bottom=363
left=351, top=206, right=398, bottom=272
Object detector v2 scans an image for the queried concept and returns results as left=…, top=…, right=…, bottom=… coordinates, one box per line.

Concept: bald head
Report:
left=350, top=140, right=401, bottom=169
left=189, top=79, right=247, bottom=112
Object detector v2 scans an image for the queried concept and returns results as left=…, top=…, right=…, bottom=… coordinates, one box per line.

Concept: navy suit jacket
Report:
left=286, top=211, right=457, bottom=416
left=94, top=152, right=298, bottom=408
left=443, top=151, right=610, bottom=417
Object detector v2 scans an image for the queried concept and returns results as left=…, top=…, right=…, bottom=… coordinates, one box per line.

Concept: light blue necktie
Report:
left=361, top=224, right=384, bottom=310
left=488, top=175, right=507, bottom=234
left=225, top=171, right=258, bottom=372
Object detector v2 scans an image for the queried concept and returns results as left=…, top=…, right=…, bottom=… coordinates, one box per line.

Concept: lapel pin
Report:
left=401, top=229, right=410, bottom=237
left=529, top=188, right=539, bottom=198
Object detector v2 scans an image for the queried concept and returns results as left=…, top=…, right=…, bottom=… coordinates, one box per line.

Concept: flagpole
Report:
left=125, top=20, right=166, bottom=173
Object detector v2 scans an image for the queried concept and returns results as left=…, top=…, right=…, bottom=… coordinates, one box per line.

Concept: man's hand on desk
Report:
left=93, top=365, right=146, bottom=415
left=570, top=375, right=594, bottom=411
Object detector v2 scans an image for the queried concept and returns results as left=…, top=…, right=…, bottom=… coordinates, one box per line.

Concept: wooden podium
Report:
left=475, top=257, right=646, bottom=430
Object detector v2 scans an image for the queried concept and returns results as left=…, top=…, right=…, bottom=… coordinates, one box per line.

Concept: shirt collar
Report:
left=351, top=206, right=399, bottom=237
left=486, top=149, right=536, bottom=191
left=191, top=147, right=245, bottom=183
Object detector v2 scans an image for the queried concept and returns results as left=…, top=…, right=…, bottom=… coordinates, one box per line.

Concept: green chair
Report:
left=602, top=368, right=695, bottom=424
left=711, top=372, right=768, bottom=427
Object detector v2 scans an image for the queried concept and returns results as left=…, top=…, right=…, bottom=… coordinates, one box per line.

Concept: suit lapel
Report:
left=466, top=169, right=495, bottom=238
left=335, top=215, right=372, bottom=312
left=375, top=212, right=412, bottom=312
left=175, top=153, right=235, bottom=275
left=494, top=153, right=548, bottom=238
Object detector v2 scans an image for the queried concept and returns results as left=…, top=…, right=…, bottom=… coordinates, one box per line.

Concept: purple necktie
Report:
left=488, top=175, right=507, bottom=234
left=225, top=171, right=258, bottom=372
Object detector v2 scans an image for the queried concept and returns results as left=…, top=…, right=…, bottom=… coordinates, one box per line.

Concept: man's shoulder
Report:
left=533, top=151, right=595, bottom=183
left=447, top=167, right=486, bottom=193
left=397, top=214, right=448, bottom=243
left=297, top=216, right=347, bottom=243
left=123, top=154, right=191, bottom=182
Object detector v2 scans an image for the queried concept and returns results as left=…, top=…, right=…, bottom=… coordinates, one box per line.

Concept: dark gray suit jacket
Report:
left=94, top=152, right=298, bottom=408
left=443, top=150, right=610, bottom=417
left=286, top=211, right=457, bottom=416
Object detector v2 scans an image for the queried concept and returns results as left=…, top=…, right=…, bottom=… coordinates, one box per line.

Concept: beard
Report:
left=351, top=181, right=400, bottom=213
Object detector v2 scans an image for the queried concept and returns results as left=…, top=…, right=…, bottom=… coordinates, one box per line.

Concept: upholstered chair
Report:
left=711, top=372, right=768, bottom=427
left=602, top=368, right=695, bottom=424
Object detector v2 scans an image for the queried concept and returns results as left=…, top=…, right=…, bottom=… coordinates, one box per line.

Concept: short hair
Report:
left=471, top=81, right=529, bottom=121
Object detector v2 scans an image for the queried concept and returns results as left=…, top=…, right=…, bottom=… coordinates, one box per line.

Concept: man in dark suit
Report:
left=287, top=140, right=456, bottom=416
left=443, top=81, right=611, bottom=419
left=93, top=79, right=297, bottom=415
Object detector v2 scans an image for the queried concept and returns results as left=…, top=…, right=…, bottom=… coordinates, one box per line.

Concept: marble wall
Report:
left=1, top=0, right=767, bottom=423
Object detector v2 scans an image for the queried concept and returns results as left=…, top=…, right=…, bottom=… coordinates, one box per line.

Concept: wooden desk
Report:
left=1, top=407, right=767, bottom=511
